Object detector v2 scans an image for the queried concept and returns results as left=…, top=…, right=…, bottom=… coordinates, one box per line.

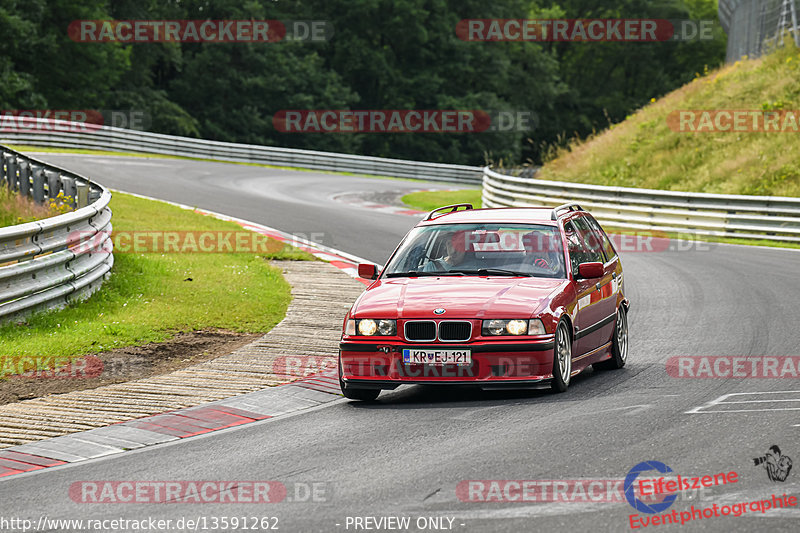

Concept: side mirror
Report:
left=357, top=263, right=379, bottom=280
left=577, top=262, right=603, bottom=279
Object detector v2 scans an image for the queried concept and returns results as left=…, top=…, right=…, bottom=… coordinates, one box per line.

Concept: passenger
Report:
left=522, top=232, right=564, bottom=277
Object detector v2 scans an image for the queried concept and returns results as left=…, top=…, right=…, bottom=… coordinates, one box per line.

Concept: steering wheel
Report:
left=404, top=246, right=428, bottom=271
left=534, top=258, right=549, bottom=268
left=430, top=257, right=448, bottom=272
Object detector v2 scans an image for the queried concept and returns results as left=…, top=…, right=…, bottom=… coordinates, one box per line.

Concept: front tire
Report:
left=341, top=387, right=381, bottom=401
left=551, top=321, right=572, bottom=393
left=339, top=359, right=381, bottom=401
left=595, top=306, right=628, bottom=371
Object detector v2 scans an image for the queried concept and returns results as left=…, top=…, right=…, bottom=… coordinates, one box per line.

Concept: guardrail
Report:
left=0, top=119, right=483, bottom=184
left=483, top=166, right=800, bottom=243
left=0, top=145, right=113, bottom=321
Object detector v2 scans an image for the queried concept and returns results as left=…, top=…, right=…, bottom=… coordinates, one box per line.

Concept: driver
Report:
left=423, top=230, right=473, bottom=272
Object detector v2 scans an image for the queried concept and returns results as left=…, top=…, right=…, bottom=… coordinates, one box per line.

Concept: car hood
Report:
left=352, top=276, right=566, bottom=319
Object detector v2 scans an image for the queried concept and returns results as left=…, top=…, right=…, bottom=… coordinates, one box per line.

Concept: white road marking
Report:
left=440, top=502, right=620, bottom=520
left=723, top=399, right=800, bottom=404
left=593, top=404, right=652, bottom=415
left=686, top=390, right=800, bottom=414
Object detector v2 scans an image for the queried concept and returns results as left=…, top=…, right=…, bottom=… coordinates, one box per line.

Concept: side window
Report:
left=585, top=216, right=617, bottom=262
left=563, top=221, right=585, bottom=274
left=571, top=217, right=604, bottom=264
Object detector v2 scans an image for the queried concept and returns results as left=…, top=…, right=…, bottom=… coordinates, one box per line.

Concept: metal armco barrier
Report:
left=0, top=145, right=113, bottom=321
left=0, top=118, right=483, bottom=184
left=5, top=120, right=797, bottom=243
left=483, top=167, right=800, bottom=243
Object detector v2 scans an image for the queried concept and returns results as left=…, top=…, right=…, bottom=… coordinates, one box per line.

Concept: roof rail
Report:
left=425, top=203, right=473, bottom=221
left=551, top=203, right=584, bottom=220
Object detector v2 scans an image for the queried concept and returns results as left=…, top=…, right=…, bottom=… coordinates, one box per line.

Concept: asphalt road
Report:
left=1, top=154, right=799, bottom=533
left=30, top=154, right=437, bottom=263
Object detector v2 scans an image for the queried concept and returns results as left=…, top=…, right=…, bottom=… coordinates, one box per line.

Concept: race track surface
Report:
left=2, top=154, right=798, bottom=533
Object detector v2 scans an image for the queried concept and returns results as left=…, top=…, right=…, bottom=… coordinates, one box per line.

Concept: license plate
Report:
left=402, top=349, right=472, bottom=366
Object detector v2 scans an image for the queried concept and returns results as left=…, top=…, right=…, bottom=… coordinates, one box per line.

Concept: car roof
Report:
left=418, top=207, right=561, bottom=227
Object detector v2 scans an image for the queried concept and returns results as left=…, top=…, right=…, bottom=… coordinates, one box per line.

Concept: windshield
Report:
left=383, top=223, right=566, bottom=278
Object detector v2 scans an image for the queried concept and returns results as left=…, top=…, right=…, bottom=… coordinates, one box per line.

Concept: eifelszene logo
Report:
left=624, top=461, right=677, bottom=514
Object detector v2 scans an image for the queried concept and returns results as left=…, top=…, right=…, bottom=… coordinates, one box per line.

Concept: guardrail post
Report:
left=31, top=165, right=46, bottom=204
left=0, top=152, right=6, bottom=188
left=18, top=160, right=31, bottom=197
left=45, top=170, right=61, bottom=201
left=61, top=176, right=77, bottom=207
left=6, top=154, right=18, bottom=191
left=76, top=181, right=89, bottom=208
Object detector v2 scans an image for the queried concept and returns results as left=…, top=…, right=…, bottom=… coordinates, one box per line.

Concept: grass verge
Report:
left=0, top=187, right=71, bottom=227
left=401, top=189, right=482, bottom=212
left=0, top=191, right=314, bottom=364
left=537, top=43, right=800, bottom=197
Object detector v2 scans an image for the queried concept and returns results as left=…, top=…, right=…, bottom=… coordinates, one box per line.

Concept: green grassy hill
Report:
left=537, top=44, right=800, bottom=197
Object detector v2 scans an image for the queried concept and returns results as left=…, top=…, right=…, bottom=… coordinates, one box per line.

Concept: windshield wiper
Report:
left=384, top=271, right=467, bottom=278
left=451, top=268, right=532, bottom=277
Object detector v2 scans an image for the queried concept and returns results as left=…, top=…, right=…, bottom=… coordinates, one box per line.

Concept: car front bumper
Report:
left=339, top=336, right=556, bottom=390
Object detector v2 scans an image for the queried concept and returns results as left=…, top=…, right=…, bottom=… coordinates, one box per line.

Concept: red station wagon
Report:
left=338, top=203, right=629, bottom=401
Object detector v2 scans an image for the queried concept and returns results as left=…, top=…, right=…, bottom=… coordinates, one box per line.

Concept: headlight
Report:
left=482, top=319, right=545, bottom=336
left=350, top=319, right=396, bottom=336
left=485, top=319, right=507, bottom=335
left=377, top=319, right=396, bottom=335
left=506, top=320, right=527, bottom=336
left=358, top=319, right=377, bottom=336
